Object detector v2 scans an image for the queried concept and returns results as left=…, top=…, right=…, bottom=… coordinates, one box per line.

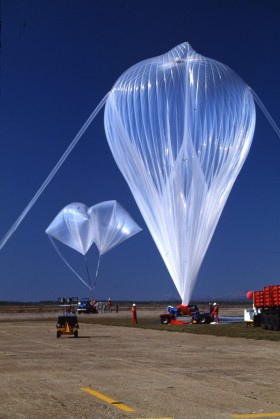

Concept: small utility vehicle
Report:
left=56, top=297, right=79, bottom=338
left=56, top=314, right=79, bottom=338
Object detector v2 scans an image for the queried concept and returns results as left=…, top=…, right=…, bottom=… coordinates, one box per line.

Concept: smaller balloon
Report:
left=45, top=202, right=94, bottom=255
left=246, top=291, right=254, bottom=300
left=45, top=201, right=142, bottom=292
left=89, top=200, right=142, bottom=292
left=89, top=200, right=142, bottom=255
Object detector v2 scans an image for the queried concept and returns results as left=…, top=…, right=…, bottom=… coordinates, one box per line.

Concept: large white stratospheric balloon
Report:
left=104, top=42, right=256, bottom=305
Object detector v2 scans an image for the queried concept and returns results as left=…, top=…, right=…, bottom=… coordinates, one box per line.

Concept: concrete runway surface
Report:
left=0, top=309, right=280, bottom=419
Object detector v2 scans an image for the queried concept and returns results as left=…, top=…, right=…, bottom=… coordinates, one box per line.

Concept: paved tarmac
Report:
left=0, top=310, right=280, bottom=419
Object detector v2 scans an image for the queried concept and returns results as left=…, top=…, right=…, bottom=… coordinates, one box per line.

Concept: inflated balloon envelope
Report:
left=46, top=201, right=142, bottom=291
left=46, top=202, right=94, bottom=255
left=104, top=42, right=256, bottom=305
left=45, top=202, right=96, bottom=291
left=46, top=201, right=141, bottom=256
left=89, top=200, right=142, bottom=255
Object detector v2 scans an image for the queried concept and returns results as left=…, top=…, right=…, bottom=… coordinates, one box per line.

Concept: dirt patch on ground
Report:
left=1, top=306, right=279, bottom=419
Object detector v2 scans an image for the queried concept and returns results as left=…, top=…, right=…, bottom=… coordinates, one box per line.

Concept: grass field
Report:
left=78, top=315, right=280, bottom=342
left=2, top=302, right=280, bottom=342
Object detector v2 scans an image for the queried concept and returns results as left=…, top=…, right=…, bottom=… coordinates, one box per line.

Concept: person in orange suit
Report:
left=131, top=303, right=138, bottom=324
left=107, top=298, right=112, bottom=312
left=212, top=302, right=220, bottom=323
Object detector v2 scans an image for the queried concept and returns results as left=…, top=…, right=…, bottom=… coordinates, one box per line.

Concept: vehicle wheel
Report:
left=204, top=316, right=212, bottom=324
left=261, top=314, right=268, bottom=330
left=57, top=331, right=61, bottom=338
left=160, top=315, right=171, bottom=324
left=207, top=316, right=214, bottom=324
left=199, top=316, right=206, bottom=324
left=74, top=330, right=78, bottom=338
left=267, top=314, right=274, bottom=330
left=273, top=314, right=280, bottom=331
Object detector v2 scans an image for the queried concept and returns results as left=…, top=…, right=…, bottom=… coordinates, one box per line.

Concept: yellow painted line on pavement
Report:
left=231, top=413, right=280, bottom=418
left=134, top=417, right=174, bottom=419
left=81, top=387, right=135, bottom=412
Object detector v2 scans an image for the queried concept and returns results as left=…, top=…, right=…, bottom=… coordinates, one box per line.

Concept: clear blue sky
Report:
left=1, top=0, right=280, bottom=302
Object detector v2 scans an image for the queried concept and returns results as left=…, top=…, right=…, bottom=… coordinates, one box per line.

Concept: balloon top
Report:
left=109, top=41, right=249, bottom=100
left=158, top=42, right=202, bottom=69
left=165, top=42, right=197, bottom=58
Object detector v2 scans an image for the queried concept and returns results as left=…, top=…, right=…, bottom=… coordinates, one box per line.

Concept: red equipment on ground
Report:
left=176, top=304, right=193, bottom=316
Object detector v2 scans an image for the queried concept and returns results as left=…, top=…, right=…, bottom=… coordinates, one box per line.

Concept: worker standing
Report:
left=108, top=298, right=112, bottom=312
left=212, top=302, right=219, bottom=323
left=131, top=303, right=138, bottom=324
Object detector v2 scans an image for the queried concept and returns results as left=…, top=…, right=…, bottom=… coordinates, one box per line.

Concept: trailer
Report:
left=245, top=285, right=280, bottom=331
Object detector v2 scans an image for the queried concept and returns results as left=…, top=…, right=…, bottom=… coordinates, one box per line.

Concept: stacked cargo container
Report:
left=252, top=285, right=280, bottom=330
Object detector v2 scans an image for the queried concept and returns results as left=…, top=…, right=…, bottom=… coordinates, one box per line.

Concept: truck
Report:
left=77, top=298, right=98, bottom=314
left=244, top=285, right=280, bottom=330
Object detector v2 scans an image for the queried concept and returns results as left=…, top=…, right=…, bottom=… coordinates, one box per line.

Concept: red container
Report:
left=264, top=286, right=273, bottom=307
left=254, top=291, right=264, bottom=308
left=254, top=285, right=280, bottom=308
left=270, top=285, right=280, bottom=306
left=255, top=285, right=280, bottom=308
